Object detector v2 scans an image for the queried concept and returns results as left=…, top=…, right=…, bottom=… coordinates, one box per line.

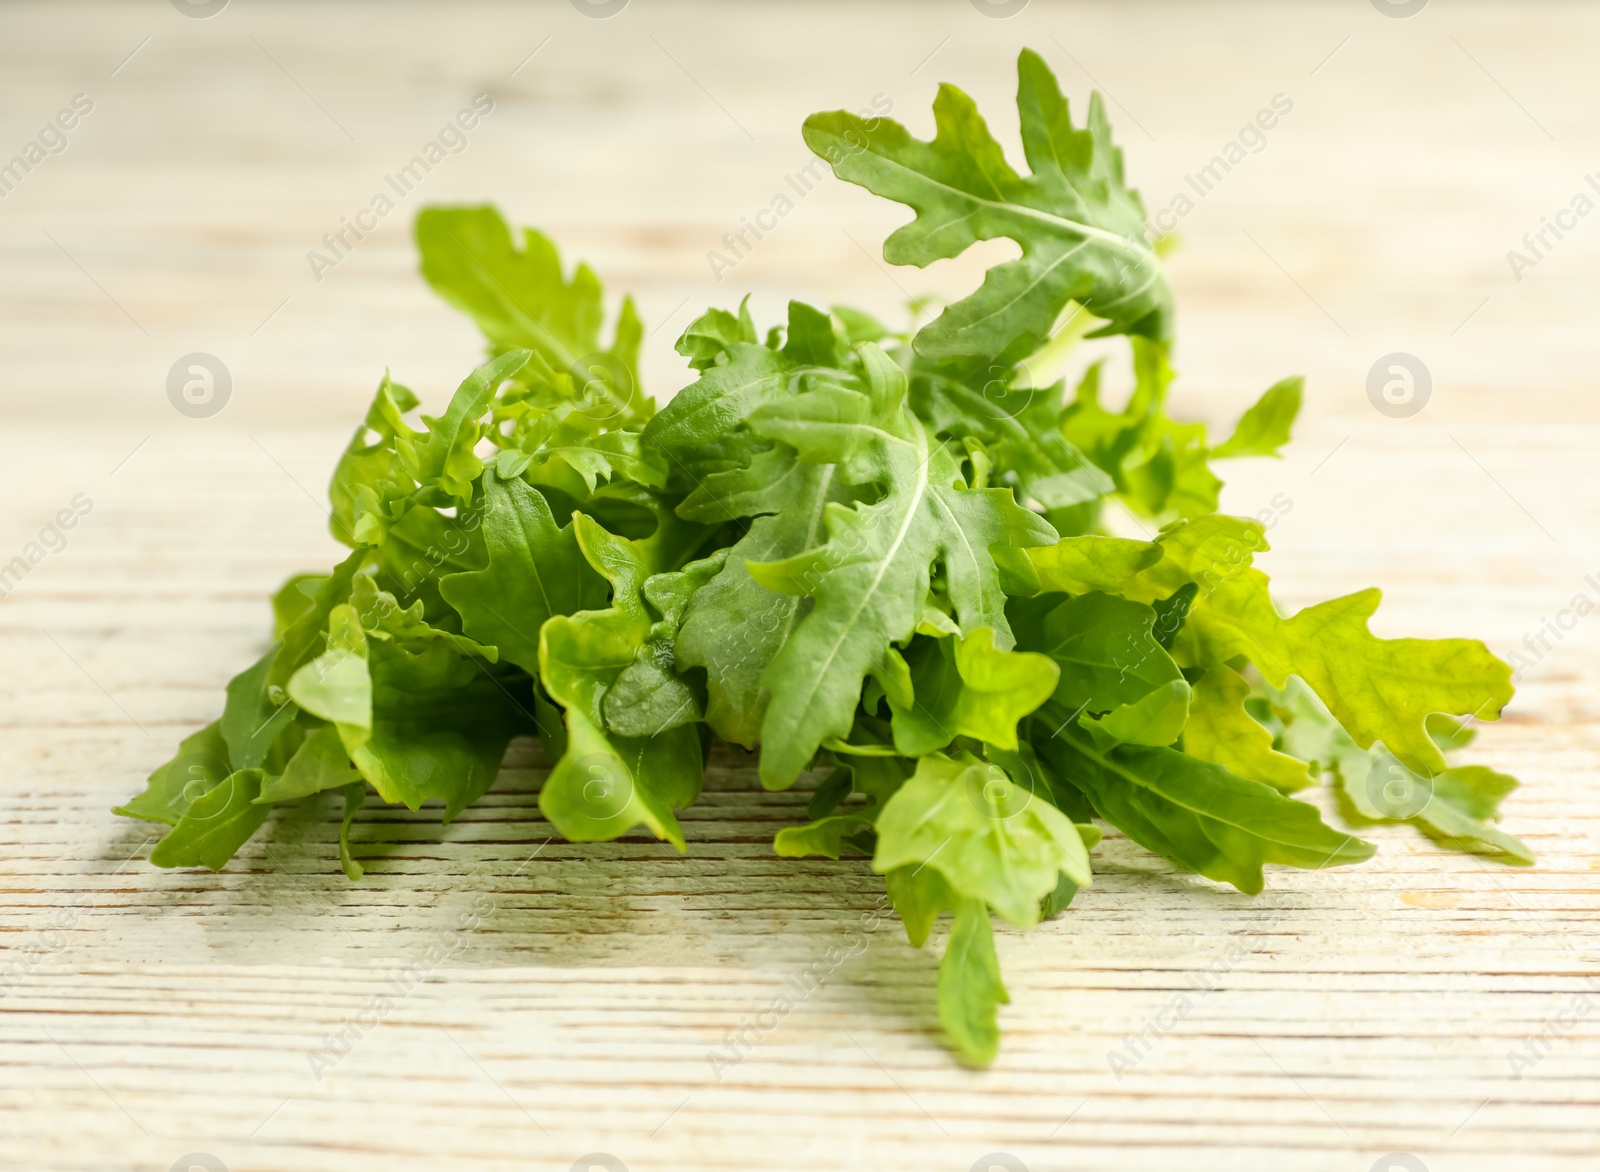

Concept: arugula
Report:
left=119, top=49, right=1529, bottom=1071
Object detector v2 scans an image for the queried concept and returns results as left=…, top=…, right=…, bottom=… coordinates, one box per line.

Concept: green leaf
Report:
left=780, top=299, right=846, bottom=367
left=909, top=366, right=1113, bottom=510
left=887, top=628, right=1059, bottom=756
left=539, top=708, right=703, bottom=849
left=1276, top=682, right=1532, bottom=864
left=221, top=647, right=300, bottom=771
left=269, top=549, right=363, bottom=694
left=675, top=297, right=757, bottom=370
left=885, top=865, right=957, bottom=949
left=1183, top=665, right=1312, bottom=792
left=642, top=342, right=796, bottom=469
left=1212, top=377, right=1302, bottom=460
left=1061, top=339, right=1221, bottom=521
left=538, top=514, right=703, bottom=848
left=672, top=451, right=852, bottom=747
left=257, top=726, right=360, bottom=804
left=1134, top=515, right=1515, bottom=777
left=1417, top=767, right=1534, bottom=864
left=416, top=205, right=642, bottom=414
left=272, top=573, right=324, bottom=639
left=1028, top=591, right=1184, bottom=715
left=1085, top=677, right=1190, bottom=746
left=873, top=754, right=1091, bottom=927
left=288, top=591, right=531, bottom=818
left=939, top=898, right=1009, bottom=1066
left=1006, top=534, right=1161, bottom=596
left=1039, top=722, right=1373, bottom=894
left=113, top=720, right=232, bottom=825
left=746, top=345, right=1056, bottom=787
left=773, top=811, right=877, bottom=859
left=439, top=467, right=607, bottom=675
left=338, top=782, right=367, bottom=880
left=803, top=49, right=1171, bottom=358
left=149, top=769, right=273, bottom=872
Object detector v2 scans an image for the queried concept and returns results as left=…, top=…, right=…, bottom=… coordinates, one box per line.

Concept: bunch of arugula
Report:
left=118, top=50, right=1528, bottom=1065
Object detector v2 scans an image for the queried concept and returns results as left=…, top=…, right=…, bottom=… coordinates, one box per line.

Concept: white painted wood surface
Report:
left=2, top=3, right=1598, bottom=1169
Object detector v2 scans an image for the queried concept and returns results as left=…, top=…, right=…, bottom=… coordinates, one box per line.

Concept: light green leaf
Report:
left=939, top=898, right=1009, bottom=1066
left=887, top=628, right=1059, bottom=756
left=675, top=297, right=757, bottom=370
left=886, top=864, right=959, bottom=948
left=113, top=720, right=232, bottom=826
left=1135, top=515, right=1515, bottom=777
left=416, top=205, right=642, bottom=416
left=538, top=513, right=702, bottom=847
left=773, top=811, right=876, bottom=859
left=149, top=769, right=272, bottom=872
left=338, top=782, right=367, bottom=880
left=672, top=451, right=850, bottom=747
left=257, top=726, right=360, bottom=804
left=1006, top=534, right=1161, bottom=596
left=1275, top=681, right=1531, bottom=864
left=1028, top=590, right=1183, bottom=714
left=1183, top=665, right=1312, bottom=792
left=1212, top=376, right=1302, bottom=460
left=873, top=754, right=1091, bottom=927
left=1085, top=677, right=1190, bottom=746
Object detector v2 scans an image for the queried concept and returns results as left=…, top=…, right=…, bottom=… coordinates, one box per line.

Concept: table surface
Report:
left=2, top=3, right=1598, bottom=1170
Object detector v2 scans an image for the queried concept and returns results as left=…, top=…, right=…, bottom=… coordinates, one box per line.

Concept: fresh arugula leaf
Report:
left=1002, top=534, right=1161, bottom=597
left=1132, top=515, right=1514, bottom=777
left=149, top=769, right=272, bottom=872
left=804, top=49, right=1171, bottom=356
left=439, top=466, right=607, bottom=676
left=873, top=754, right=1091, bottom=927
left=673, top=450, right=852, bottom=747
left=773, top=811, right=877, bottom=859
left=747, top=345, right=1056, bottom=787
left=1040, top=720, right=1373, bottom=894
left=1084, top=677, right=1191, bottom=746
left=1183, top=665, right=1313, bottom=792
left=538, top=514, right=703, bottom=848
left=417, top=205, right=642, bottom=417
left=886, top=628, right=1059, bottom=756
left=1212, top=377, right=1302, bottom=460
left=257, top=726, right=360, bottom=804
left=939, top=898, right=1009, bottom=1066
left=1027, top=590, right=1184, bottom=714
left=1275, top=681, right=1531, bottom=864
left=114, top=720, right=232, bottom=826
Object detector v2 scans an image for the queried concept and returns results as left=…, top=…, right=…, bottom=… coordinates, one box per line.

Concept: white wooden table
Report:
left=2, top=3, right=1597, bottom=1169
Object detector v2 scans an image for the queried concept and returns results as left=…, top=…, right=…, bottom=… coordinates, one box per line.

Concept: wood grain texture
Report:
left=2, top=2, right=1599, bottom=1170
